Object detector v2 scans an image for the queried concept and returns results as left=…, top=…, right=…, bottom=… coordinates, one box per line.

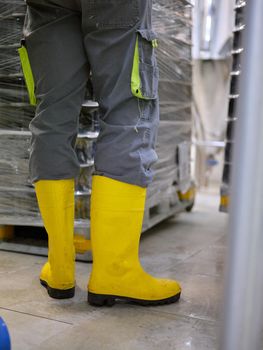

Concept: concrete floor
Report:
left=0, top=188, right=228, bottom=350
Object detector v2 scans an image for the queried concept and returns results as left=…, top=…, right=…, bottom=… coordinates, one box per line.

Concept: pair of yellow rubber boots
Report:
left=36, top=176, right=181, bottom=306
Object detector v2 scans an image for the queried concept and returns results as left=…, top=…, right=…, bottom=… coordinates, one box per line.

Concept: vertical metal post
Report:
left=221, top=1, right=263, bottom=349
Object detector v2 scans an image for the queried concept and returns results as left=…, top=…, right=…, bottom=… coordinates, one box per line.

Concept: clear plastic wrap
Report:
left=0, top=15, right=24, bottom=46
left=153, top=0, right=192, bottom=131
left=0, top=1, right=26, bottom=16
left=0, top=0, right=193, bottom=226
left=0, top=45, right=23, bottom=76
left=0, top=131, right=95, bottom=188
left=0, top=0, right=25, bottom=77
left=0, top=130, right=93, bottom=220
left=159, top=81, right=192, bottom=105
left=0, top=77, right=29, bottom=103
left=151, top=0, right=193, bottom=202
left=0, top=104, right=34, bottom=130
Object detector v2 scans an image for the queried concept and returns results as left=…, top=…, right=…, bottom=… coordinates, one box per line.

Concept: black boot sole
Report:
left=88, top=291, right=181, bottom=307
left=40, top=279, right=75, bottom=299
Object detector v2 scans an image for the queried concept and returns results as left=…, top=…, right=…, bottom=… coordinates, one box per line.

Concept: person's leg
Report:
left=81, top=0, right=181, bottom=305
left=23, top=1, right=89, bottom=298
left=24, top=1, right=89, bottom=181
left=82, top=0, right=158, bottom=187
left=88, top=176, right=181, bottom=306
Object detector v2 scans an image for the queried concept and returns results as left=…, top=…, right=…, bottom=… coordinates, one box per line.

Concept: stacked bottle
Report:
left=220, top=0, right=246, bottom=212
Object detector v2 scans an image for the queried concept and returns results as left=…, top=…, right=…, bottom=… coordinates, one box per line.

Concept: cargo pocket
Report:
left=18, top=41, right=37, bottom=106
left=131, top=29, right=159, bottom=100
left=86, top=0, right=139, bottom=29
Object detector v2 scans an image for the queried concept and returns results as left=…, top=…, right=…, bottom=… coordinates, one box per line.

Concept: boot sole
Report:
left=40, top=279, right=75, bottom=299
left=88, top=291, right=181, bottom=307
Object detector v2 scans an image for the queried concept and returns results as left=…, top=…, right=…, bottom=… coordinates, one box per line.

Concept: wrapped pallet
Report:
left=0, top=0, right=194, bottom=259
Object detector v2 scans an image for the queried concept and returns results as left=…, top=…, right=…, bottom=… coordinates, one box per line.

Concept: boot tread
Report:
left=40, top=279, right=75, bottom=299
left=88, top=291, right=181, bottom=307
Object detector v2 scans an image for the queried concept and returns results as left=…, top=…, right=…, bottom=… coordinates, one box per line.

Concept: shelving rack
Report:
left=220, top=0, right=246, bottom=212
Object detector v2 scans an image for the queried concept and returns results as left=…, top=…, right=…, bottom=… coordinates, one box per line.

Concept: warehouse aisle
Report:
left=0, top=189, right=227, bottom=350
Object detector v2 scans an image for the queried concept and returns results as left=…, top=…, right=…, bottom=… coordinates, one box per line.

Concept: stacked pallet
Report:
left=148, top=0, right=193, bottom=221
left=220, top=0, right=246, bottom=212
left=0, top=1, right=99, bottom=229
left=0, top=0, right=194, bottom=258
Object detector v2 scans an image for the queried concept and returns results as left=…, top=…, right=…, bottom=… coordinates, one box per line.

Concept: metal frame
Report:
left=221, top=1, right=263, bottom=349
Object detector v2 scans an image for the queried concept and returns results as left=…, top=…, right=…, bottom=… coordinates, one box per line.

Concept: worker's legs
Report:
left=24, top=1, right=89, bottom=182
left=23, top=1, right=89, bottom=298
left=82, top=0, right=159, bottom=187
left=81, top=0, right=181, bottom=305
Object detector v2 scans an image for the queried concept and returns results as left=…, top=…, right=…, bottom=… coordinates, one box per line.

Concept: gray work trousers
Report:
left=23, top=0, right=160, bottom=187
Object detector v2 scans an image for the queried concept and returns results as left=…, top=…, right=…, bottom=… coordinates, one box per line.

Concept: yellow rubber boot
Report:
left=35, top=180, right=75, bottom=299
left=88, top=176, right=181, bottom=306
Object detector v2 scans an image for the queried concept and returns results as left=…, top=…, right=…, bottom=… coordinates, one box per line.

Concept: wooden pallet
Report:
left=0, top=186, right=195, bottom=262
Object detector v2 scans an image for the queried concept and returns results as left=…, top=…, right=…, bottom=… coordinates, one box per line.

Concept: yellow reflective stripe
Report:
left=18, top=46, right=37, bottom=106
left=131, top=35, right=145, bottom=99
left=152, top=39, right=158, bottom=48
left=131, top=34, right=158, bottom=100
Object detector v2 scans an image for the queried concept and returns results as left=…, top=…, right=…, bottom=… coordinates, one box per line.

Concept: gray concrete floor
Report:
left=0, top=188, right=228, bottom=350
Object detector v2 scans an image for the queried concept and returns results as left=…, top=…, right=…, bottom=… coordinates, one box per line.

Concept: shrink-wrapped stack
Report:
left=0, top=0, right=194, bottom=240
